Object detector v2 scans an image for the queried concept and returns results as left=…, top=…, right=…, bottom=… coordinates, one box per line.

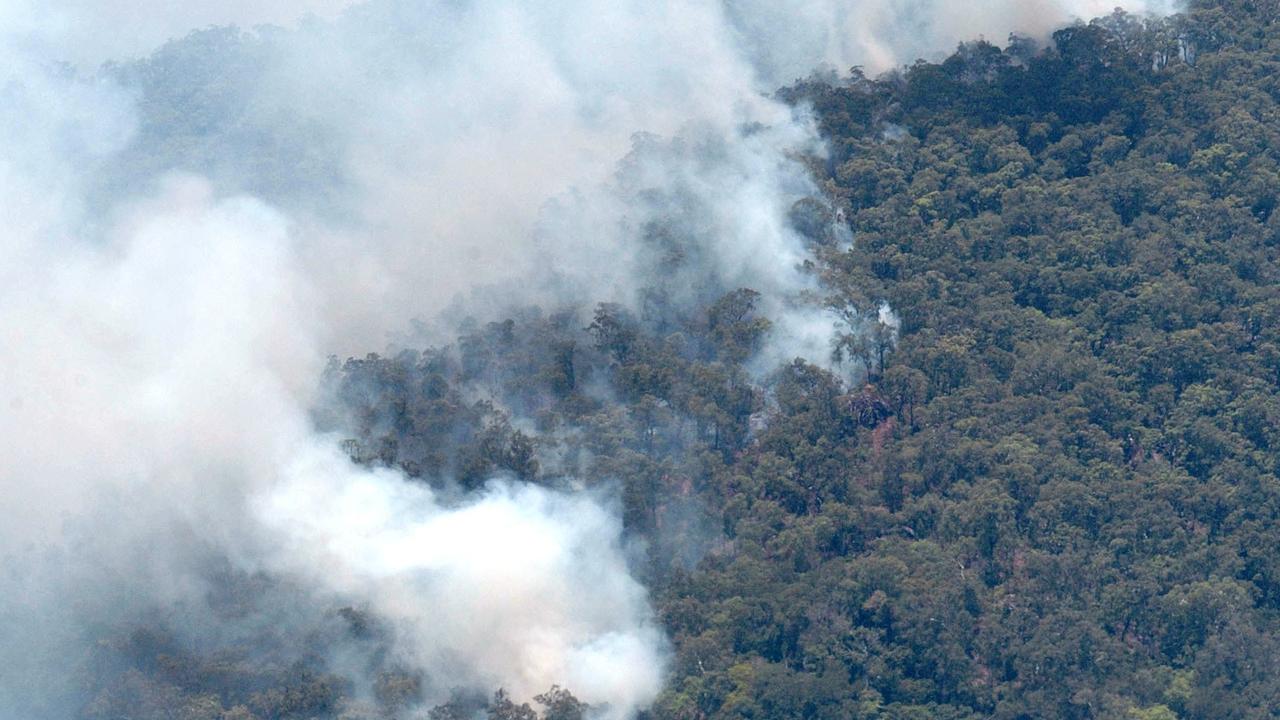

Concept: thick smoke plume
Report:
left=0, top=1, right=1176, bottom=718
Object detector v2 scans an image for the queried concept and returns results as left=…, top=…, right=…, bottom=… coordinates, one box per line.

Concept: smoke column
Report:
left=0, top=1, right=1177, bottom=718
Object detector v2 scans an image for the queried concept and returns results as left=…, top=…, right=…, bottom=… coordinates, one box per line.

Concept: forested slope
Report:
left=78, top=1, right=1280, bottom=718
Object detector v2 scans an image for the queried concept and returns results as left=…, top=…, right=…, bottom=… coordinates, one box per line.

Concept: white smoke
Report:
left=0, top=11, right=679, bottom=710
left=0, top=0, right=353, bottom=67
left=261, top=463, right=665, bottom=712
left=9, top=0, right=1182, bottom=76
left=0, top=155, right=666, bottom=716
left=725, top=0, right=1184, bottom=83
left=0, top=0, right=1179, bottom=718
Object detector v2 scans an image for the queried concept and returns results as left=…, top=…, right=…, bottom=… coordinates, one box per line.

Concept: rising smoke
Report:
left=0, top=1, right=1176, bottom=718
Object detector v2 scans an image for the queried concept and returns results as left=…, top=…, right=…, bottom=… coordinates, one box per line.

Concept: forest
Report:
left=56, top=0, right=1280, bottom=718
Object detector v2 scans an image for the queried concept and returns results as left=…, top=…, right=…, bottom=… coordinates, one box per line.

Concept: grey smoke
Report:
left=0, top=1, right=1175, bottom=718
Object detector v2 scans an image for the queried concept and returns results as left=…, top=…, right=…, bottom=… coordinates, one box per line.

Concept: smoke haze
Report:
left=0, top=0, right=1177, bottom=718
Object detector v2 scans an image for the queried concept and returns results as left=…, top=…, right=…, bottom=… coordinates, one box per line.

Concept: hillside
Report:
left=52, top=1, right=1280, bottom=718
